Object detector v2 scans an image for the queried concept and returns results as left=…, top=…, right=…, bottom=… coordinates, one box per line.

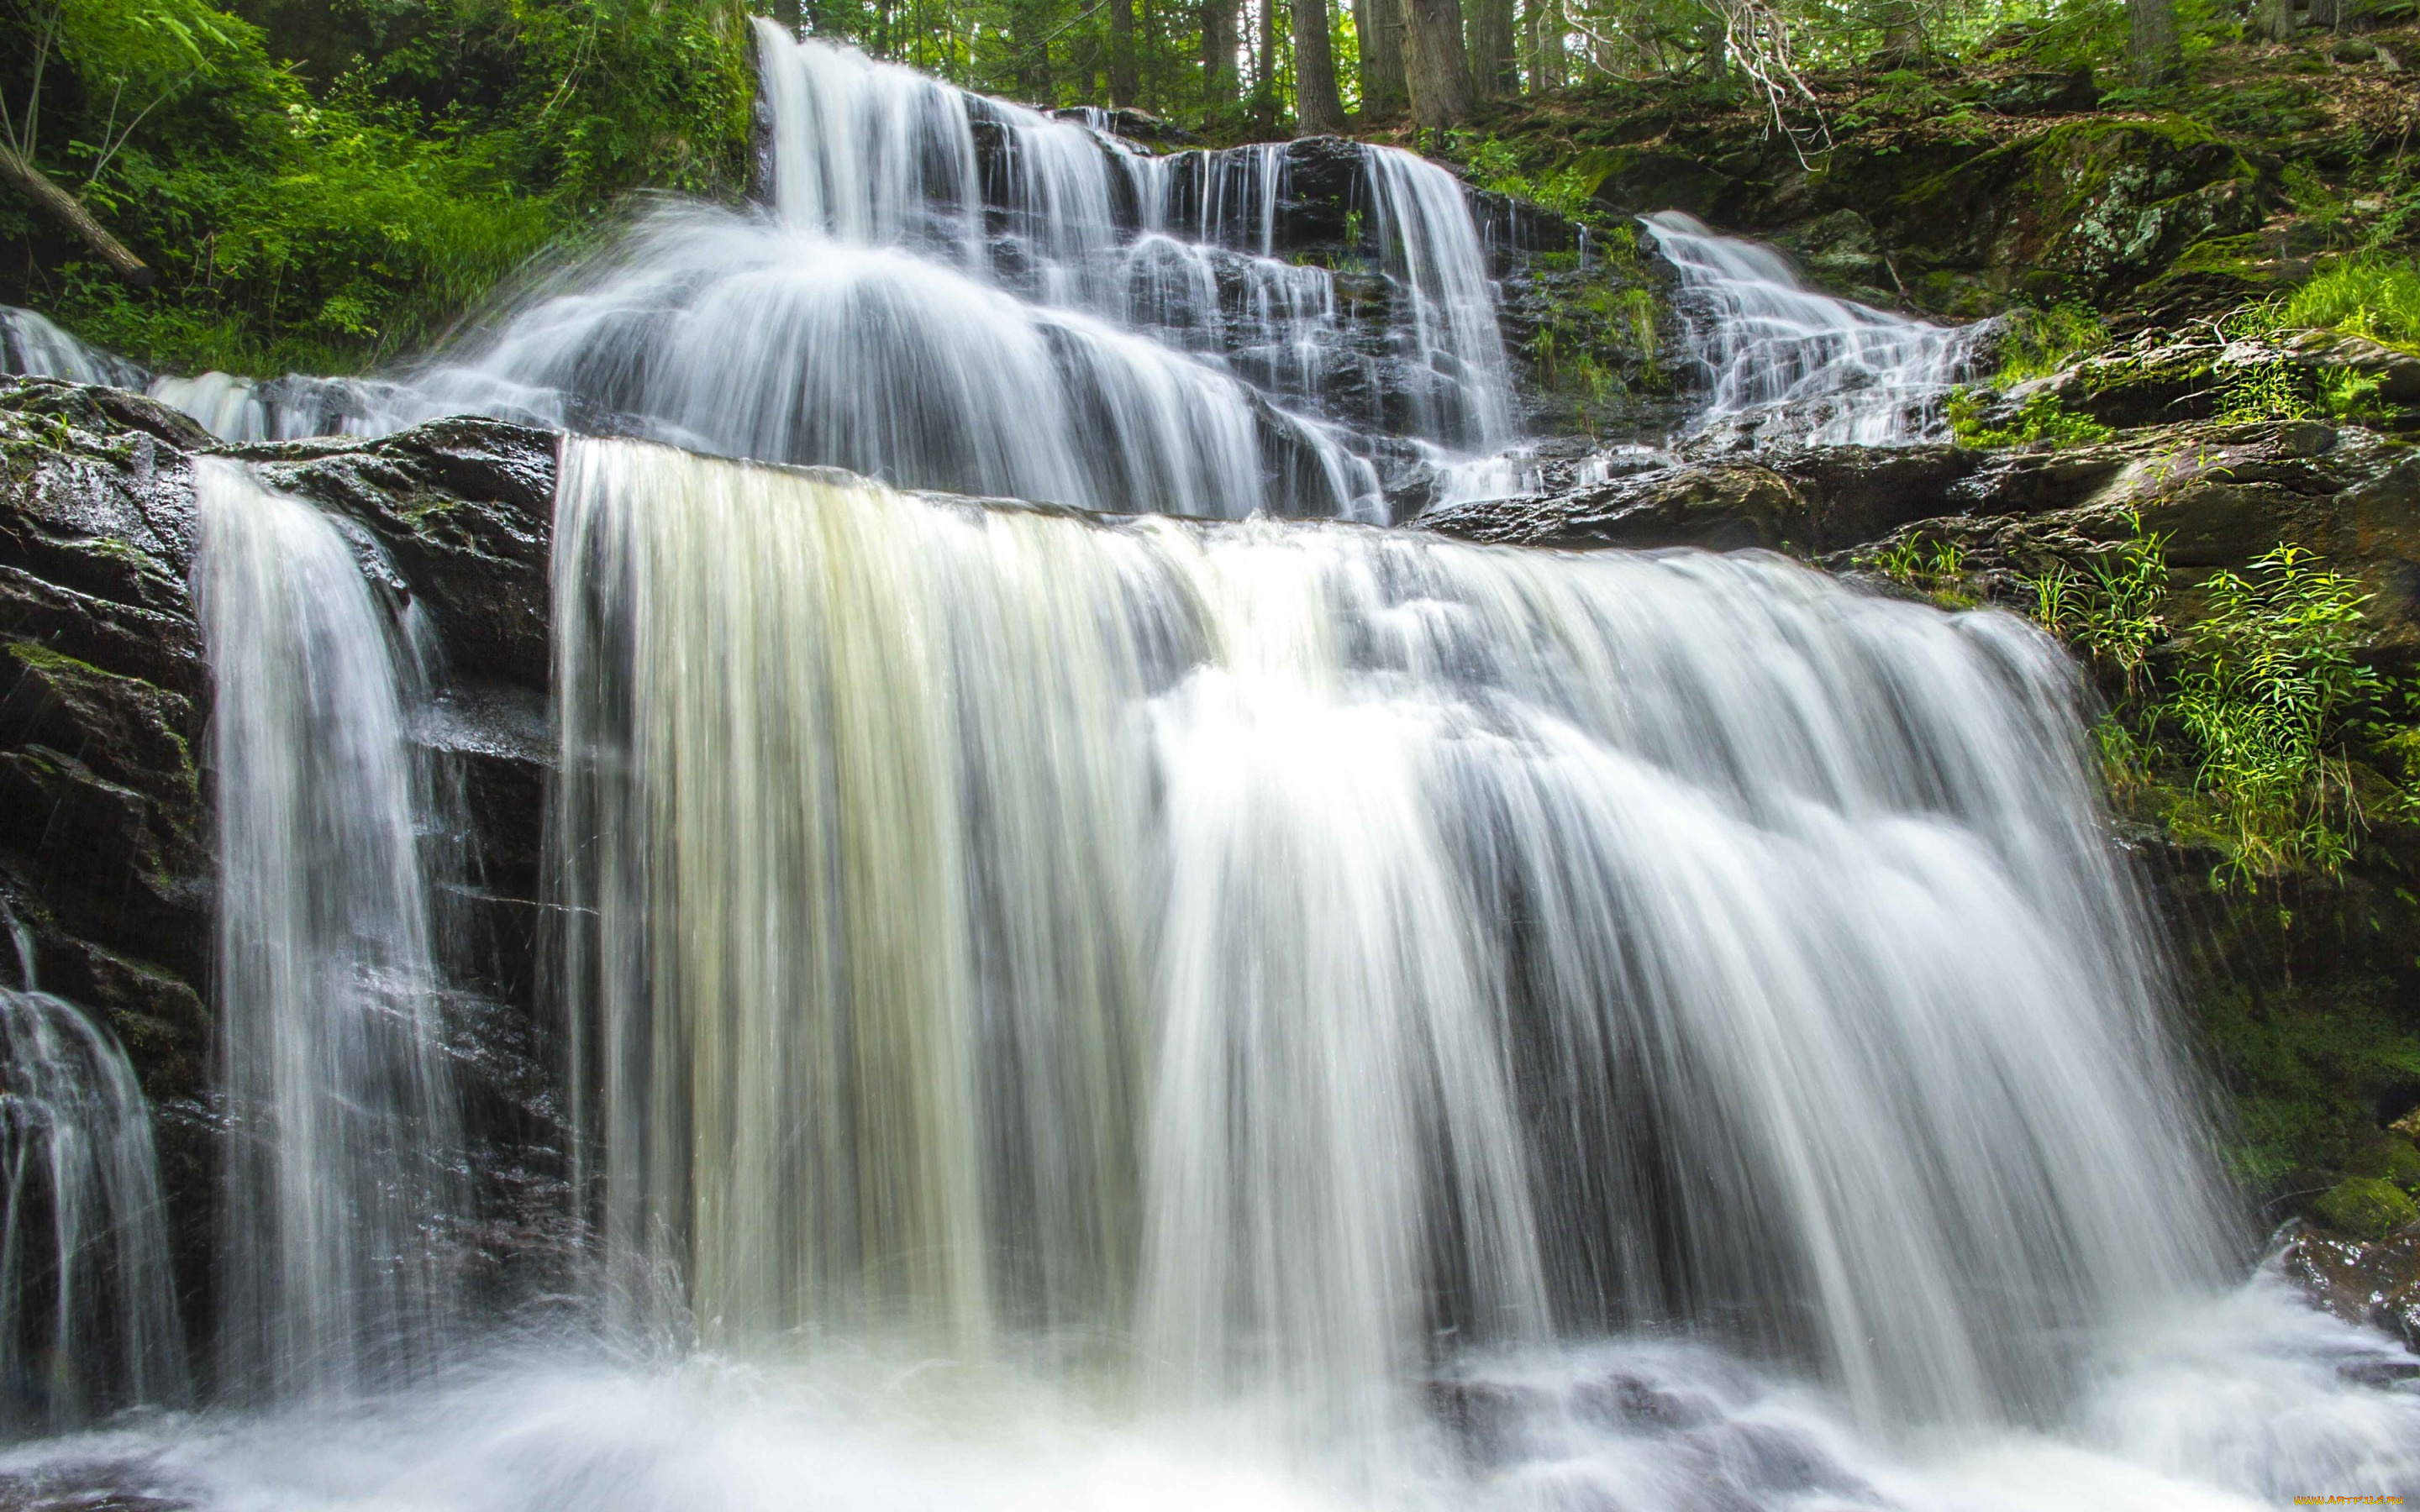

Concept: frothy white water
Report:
left=553, top=438, right=2234, bottom=1440
left=0, top=307, right=145, bottom=389
left=1644, top=211, right=1977, bottom=446
left=148, top=374, right=266, bottom=444
left=0, top=911, right=185, bottom=1431
left=0, top=1279, right=2407, bottom=1509
left=193, top=460, right=465, bottom=1401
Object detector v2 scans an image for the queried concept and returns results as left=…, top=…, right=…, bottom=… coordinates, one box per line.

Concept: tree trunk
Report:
left=1398, top=0, right=1470, bottom=128
left=0, top=143, right=153, bottom=288
left=1877, top=0, right=1924, bottom=61
left=1202, top=0, right=1242, bottom=129
left=2252, top=0, right=2296, bottom=42
left=774, top=0, right=802, bottom=30
left=1355, top=0, right=1408, bottom=121
left=1256, top=0, right=1281, bottom=131
left=1466, top=0, right=1516, bottom=100
left=2307, top=0, right=2338, bottom=30
left=1110, top=0, right=1140, bottom=103
left=2126, top=0, right=2182, bottom=79
left=1292, top=0, right=1347, bottom=132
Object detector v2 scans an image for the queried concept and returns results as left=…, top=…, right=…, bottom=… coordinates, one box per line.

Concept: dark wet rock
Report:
left=1420, top=461, right=1808, bottom=552
left=0, top=377, right=216, bottom=1336
left=1418, top=444, right=1993, bottom=554
left=1836, top=421, right=2420, bottom=651
left=0, top=379, right=573, bottom=1349
left=235, top=418, right=559, bottom=689
left=2011, top=330, right=2420, bottom=432
left=2275, top=1221, right=2420, bottom=1350
left=1570, top=1371, right=1725, bottom=1432
left=1424, top=1377, right=1547, bottom=1465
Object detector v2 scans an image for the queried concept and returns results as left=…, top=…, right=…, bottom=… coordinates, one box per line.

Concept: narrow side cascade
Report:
left=1644, top=211, right=1977, bottom=446
left=553, top=436, right=2232, bottom=1434
left=0, top=911, right=186, bottom=1431
left=193, top=459, right=467, bottom=1401
left=0, top=306, right=145, bottom=389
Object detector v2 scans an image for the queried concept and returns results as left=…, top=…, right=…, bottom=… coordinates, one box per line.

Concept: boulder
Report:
left=2275, top=1221, right=2420, bottom=1350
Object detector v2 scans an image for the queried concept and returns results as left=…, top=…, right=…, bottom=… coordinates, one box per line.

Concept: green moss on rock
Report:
left=2314, top=1176, right=2420, bottom=1239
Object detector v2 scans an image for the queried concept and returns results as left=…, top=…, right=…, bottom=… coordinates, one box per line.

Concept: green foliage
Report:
left=2023, top=510, right=2167, bottom=694
left=1449, top=132, right=1604, bottom=221
left=2170, top=546, right=2385, bottom=887
left=1991, top=301, right=2107, bottom=386
left=2312, top=1173, right=2420, bottom=1239
left=5, top=0, right=754, bottom=375
left=2281, top=256, right=2420, bottom=353
left=1870, top=533, right=1977, bottom=607
left=2023, top=521, right=2407, bottom=890
left=2216, top=361, right=2318, bottom=423
left=1947, top=386, right=2114, bottom=447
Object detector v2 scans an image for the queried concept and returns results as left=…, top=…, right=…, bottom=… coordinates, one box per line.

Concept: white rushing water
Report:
left=0, top=910, right=184, bottom=1431
left=192, top=459, right=466, bottom=1402
left=0, top=307, right=145, bottom=390
left=3, top=440, right=2409, bottom=1509
left=103, top=24, right=1515, bottom=519
left=1643, top=211, right=1978, bottom=446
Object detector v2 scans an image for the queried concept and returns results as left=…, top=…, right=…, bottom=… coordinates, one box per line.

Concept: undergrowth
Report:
left=1947, top=387, right=2113, bottom=447
left=2021, top=520, right=2403, bottom=891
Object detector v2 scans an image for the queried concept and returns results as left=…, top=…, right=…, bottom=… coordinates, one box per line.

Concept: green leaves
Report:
left=2174, top=544, right=2381, bottom=885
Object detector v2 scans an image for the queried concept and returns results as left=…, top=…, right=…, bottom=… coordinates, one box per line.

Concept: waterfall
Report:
left=215, top=27, right=1519, bottom=519
left=149, top=373, right=268, bottom=444
left=553, top=436, right=2231, bottom=1434
left=0, top=306, right=145, bottom=390
left=0, top=910, right=186, bottom=1431
left=1644, top=211, right=1977, bottom=446
left=193, top=459, right=466, bottom=1400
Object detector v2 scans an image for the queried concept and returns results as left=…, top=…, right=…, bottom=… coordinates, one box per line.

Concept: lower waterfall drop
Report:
left=193, top=459, right=466, bottom=1401
left=0, top=911, right=187, bottom=1431
left=552, top=437, right=2230, bottom=1434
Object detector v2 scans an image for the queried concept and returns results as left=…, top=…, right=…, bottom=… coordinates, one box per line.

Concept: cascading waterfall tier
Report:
left=142, top=27, right=1515, bottom=519
left=1644, top=211, right=1978, bottom=446
left=553, top=435, right=2231, bottom=1433
left=0, top=307, right=145, bottom=391
left=0, top=910, right=187, bottom=1431
left=194, top=459, right=466, bottom=1401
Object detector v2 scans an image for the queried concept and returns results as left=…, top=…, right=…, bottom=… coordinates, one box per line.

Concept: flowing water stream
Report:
left=0, top=910, right=184, bottom=1432
left=1642, top=211, right=1977, bottom=447
left=193, top=459, right=466, bottom=1402
left=0, top=28, right=2415, bottom=1512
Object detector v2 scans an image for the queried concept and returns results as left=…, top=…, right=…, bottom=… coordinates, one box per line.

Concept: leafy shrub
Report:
left=2171, top=546, right=2385, bottom=886
left=1991, top=301, right=2109, bottom=385
left=2216, top=361, right=2319, bottom=422
left=6, top=0, right=755, bottom=375
left=1948, top=386, right=2114, bottom=446
left=2025, top=523, right=2404, bottom=889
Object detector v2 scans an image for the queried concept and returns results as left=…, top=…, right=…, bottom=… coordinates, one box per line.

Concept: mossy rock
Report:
left=2132, top=233, right=2296, bottom=323
left=2347, top=1133, right=2420, bottom=1189
left=2314, top=1175, right=2420, bottom=1239
left=1885, top=116, right=2266, bottom=305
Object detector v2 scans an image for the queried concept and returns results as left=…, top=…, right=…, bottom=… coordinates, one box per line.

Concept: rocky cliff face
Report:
left=0, top=377, right=567, bottom=1343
